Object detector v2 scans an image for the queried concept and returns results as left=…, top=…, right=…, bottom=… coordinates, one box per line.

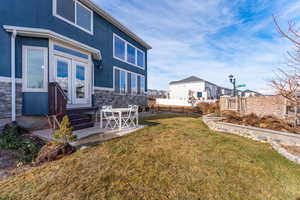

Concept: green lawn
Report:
left=1, top=114, right=300, bottom=200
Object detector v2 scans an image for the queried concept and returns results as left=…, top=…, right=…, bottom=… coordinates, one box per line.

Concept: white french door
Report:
left=72, top=60, right=89, bottom=105
left=54, top=55, right=90, bottom=107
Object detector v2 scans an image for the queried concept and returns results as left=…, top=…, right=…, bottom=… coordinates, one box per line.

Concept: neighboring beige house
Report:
left=169, top=76, right=232, bottom=101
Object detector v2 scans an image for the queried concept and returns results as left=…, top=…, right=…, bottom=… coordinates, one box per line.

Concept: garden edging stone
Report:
left=203, top=115, right=300, bottom=164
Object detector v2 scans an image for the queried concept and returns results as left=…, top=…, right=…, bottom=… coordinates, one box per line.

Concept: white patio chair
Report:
left=122, top=105, right=139, bottom=128
left=122, top=107, right=133, bottom=129
left=103, top=107, right=119, bottom=129
left=130, top=105, right=139, bottom=127
left=96, top=105, right=112, bottom=122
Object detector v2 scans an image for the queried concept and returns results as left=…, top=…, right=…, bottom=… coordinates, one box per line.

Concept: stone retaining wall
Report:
left=203, top=115, right=300, bottom=164
left=94, top=89, right=147, bottom=108
left=203, top=115, right=300, bottom=146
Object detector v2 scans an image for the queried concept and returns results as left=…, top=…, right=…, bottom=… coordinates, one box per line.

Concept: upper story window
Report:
left=54, top=0, right=93, bottom=34
left=114, top=36, right=125, bottom=60
left=137, top=50, right=145, bottom=68
left=113, top=34, right=145, bottom=69
left=127, top=44, right=136, bottom=65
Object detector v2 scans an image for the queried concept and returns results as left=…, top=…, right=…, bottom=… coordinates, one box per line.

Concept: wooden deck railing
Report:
left=48, top=82, right=68, bottom=116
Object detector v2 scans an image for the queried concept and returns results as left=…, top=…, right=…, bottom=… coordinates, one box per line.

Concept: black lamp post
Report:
left=229, top=75, right=236, bottom=97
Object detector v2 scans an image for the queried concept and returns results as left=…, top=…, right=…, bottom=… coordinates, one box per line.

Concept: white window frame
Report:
left=136, top=49, right=145, bottom=68
left=119, top=70, right=127, bottom=94
left=130, top=73, right=138, bottom=94
left=113, top=66, right=145, bottom=95
left=22, top=46, right=48, bottom=92
left=53, top=0, right=94, bottom=35
left=113, top=34, right=145, bottom=70
left=140, top=75, right=145, bottom=94
left=113, top=35, right=126, bottom=61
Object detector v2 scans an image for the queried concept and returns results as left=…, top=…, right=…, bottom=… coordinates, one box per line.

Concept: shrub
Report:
left=36, top=142, right=76, bottom=164
left=241, top=113, right=260, bottom=126
left=53, top=116, right=76, bottom=144
left=197, top=101, right=220, bottom=115
left=36, top=116, right=77, bottom=164
left=221, top=110, right=242, bottom=123
left=0, top=124, right=44, bottom=163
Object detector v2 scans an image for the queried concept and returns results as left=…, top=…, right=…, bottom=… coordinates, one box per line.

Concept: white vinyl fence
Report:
left=156, top=99, right=216, bottom=107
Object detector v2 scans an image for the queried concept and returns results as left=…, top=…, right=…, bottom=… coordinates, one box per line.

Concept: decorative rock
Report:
left=80, top=146, right=88, bottom=150
left=257, top=136, right=268, bottom=142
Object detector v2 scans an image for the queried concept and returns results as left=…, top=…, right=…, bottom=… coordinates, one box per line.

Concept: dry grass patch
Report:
left=0, top=113, right=300, bottom=200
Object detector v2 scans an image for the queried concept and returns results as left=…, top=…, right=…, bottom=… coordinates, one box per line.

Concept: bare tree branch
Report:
left=271, top=16, right=300, bottom=110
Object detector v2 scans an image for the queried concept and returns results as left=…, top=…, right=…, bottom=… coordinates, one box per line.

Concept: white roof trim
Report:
left=3, top=25, right=102, bottom=60
left=80, top=0, right=152, bottom=50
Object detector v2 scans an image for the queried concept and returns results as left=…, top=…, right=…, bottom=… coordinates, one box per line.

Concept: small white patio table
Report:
left=100, top=108, right=139, bottom=131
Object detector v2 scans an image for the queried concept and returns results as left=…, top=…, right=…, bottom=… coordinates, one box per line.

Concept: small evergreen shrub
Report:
left=53, top=116, right=76, bottom=144
left=36, top=116, right=77, bottom=164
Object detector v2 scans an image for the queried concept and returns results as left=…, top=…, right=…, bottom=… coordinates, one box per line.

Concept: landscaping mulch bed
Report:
left=0, top=149, right=33, bottom=181
left=221, top=111, right=300, bottom=134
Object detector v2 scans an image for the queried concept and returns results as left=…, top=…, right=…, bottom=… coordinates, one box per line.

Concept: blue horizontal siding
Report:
left=23, top=93, right=48, bottom=115
left=16, top=37, right=49, bottom=115
left=0, top=0, right=148, bottom=90
left=15, top=37, right=49, bottom=78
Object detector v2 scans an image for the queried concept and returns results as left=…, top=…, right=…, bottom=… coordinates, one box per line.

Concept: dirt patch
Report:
left=0, top=149, right=22, bottom=180
left=281, top=145, right=300, bottom=158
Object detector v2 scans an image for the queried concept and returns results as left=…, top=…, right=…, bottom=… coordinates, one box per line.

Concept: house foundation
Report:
left=94, top=89, right=147, bottom=108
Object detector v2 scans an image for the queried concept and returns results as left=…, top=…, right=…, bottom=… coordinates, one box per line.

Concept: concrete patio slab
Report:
left=32, top=122, right=145, bottom=147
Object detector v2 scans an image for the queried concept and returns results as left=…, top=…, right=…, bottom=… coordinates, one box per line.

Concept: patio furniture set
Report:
left=98, top=105, right=139, bottom=131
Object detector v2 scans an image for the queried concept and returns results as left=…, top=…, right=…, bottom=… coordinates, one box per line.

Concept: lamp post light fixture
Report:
left=228, top=74, right=236, bottom=97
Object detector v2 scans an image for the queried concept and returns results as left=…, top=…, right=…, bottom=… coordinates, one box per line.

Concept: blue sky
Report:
left=94, top=0, right=300, bottom=94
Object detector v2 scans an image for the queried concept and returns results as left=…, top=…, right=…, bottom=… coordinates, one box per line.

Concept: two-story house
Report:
left=0, top=0, right=151, bottom=129
left=169, top=76, right=232, bottom=101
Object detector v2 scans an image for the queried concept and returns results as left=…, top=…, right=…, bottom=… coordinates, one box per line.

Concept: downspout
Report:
left=11, top=30, right=17, bottom=122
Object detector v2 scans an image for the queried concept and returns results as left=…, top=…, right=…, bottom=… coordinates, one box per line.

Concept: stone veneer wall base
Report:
left=0, top=81, right=22, bottom=132
left=203, top=115, right=300, bottom=164
left=94, top=89, right=147, bottom=108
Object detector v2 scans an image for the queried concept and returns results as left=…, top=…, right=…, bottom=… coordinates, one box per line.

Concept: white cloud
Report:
left=94, top=0, right=300, bottom=92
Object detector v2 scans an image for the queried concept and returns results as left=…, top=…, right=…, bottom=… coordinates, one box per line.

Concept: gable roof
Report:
left=81, top=0, right=152, bottom=50
left=169, top=76, right=205, bottom=85
left=242, top=89, right=261, bottom=95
